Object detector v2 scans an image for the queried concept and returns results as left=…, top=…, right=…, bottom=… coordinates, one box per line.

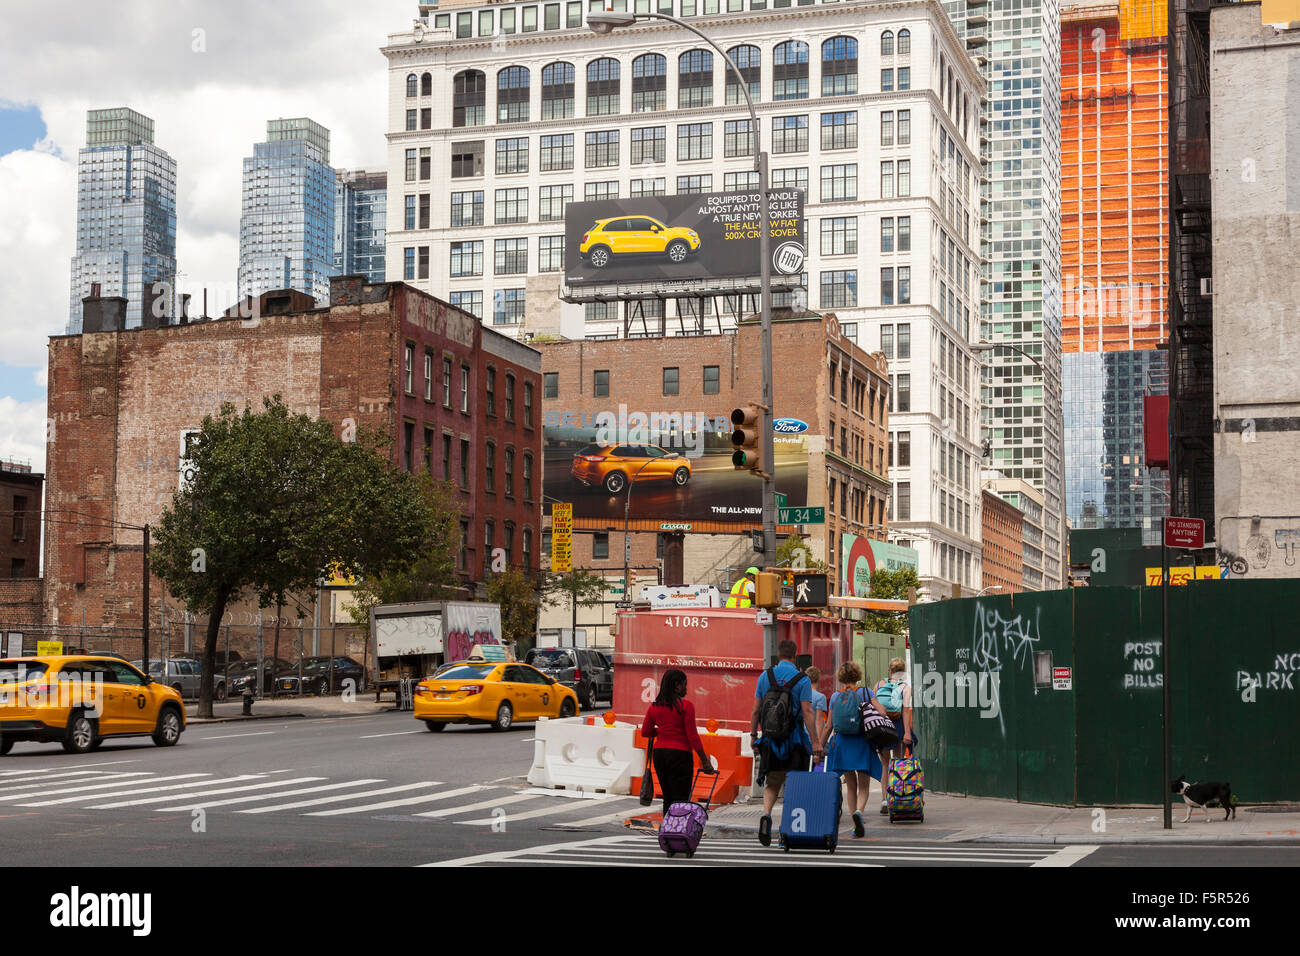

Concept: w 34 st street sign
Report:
left=778, top=506, right=825, bottom=524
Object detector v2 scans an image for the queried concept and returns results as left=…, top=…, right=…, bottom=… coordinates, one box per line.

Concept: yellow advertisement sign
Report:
left=1145, top=565, right=1222, bottom=586
left=552, top=503, right=573, bottom=573
left=36, top=641, right=64, bottom=656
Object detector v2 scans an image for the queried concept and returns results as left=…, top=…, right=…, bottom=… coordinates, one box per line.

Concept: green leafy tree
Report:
left=151, top=397, right=433, bottom=716
left=483, top=567, right=544, bottom=654
left=861, top=566, right=920, bottom=635
left=543, top=569, right=608, bottom=611
left=775, top=535, right=830, bottom=572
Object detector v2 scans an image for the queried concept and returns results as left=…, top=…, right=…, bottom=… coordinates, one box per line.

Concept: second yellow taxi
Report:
left=414, top=660, right=579, bottom=732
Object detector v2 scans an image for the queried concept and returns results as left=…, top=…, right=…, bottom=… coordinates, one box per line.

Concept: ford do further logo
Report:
left=773, top=419, right=809, bottom=434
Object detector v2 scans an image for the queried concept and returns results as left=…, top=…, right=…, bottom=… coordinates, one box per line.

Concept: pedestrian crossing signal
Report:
left=791, top=572, right=828, bottom=609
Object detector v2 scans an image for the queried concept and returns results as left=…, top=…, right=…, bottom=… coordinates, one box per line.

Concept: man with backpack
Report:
left=749, top=639, right=821, bottom=846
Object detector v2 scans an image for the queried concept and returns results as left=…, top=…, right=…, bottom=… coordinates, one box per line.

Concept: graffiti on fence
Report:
left=969, top=603, right=1043, bottom=736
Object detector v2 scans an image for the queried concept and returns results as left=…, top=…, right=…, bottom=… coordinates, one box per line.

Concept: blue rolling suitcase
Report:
left=778, top=759, right=842, bottom=853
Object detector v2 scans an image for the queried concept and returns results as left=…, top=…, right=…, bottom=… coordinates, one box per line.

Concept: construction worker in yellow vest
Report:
left=727, top=567, right=759, bottom=608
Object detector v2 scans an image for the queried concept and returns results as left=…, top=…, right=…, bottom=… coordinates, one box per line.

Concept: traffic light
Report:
left=754, top=571, right=781, bottom=608
left=731, top=403, right=764, bottom=474
left=791, top=572, right=829, bottom=609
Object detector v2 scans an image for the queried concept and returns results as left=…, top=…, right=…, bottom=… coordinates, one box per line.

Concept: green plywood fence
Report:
left=910, top=580, right=1300, bottom=805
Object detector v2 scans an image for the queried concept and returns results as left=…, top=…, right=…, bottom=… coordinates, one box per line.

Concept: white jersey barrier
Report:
left=527, top=716, right=645, bottom=794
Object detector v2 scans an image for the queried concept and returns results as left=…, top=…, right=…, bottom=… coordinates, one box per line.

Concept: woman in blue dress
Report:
left=818, top=660, right=886, bottom=838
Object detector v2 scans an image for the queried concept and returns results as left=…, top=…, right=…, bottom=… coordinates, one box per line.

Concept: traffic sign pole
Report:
left=1162, top=516, right=1171, bottom=830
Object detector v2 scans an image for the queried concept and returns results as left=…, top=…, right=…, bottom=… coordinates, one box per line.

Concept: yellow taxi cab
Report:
left=413, top=660, right=579, bottom=732
left=0, top=656, right=186, bottom=755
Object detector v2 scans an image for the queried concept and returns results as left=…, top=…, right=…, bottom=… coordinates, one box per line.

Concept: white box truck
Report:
left=369, top=601, right=505, bottom=700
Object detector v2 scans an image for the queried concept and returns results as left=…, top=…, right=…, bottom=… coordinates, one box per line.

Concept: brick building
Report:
left=536, top=311, right=889, bottom=599
left=42, top=275, right=541, bottom=655
left=981, top=488, right=1026, bottom=595
left=1, top=461, right=42, bottom=581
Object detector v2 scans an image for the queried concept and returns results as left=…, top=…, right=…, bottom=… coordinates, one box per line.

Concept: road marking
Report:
left=239, top=781, right=442, bottom=814
left=0, top=770, right=148, bottom=790
left=1031, top=844, right=1101, bottom=867
left=89, top=777, right=328, bottom=809
left=541, top=807, right=643, bottom=830
left=358, top=730, right=423, bottom=739
left=456, top=797, right=640, bottom=827
left=414, top=792, right=537, bottom=819
left=306, top=785, right=491, bottom=816
left=196, top=731, right=276, bottom=741
left=18, top=774, right=234, bottom=806
left=0, top=773, right=174, bottom=799
left=157, top=779, right=388, bottom=812
left=0, top=759, right=141, bottom=774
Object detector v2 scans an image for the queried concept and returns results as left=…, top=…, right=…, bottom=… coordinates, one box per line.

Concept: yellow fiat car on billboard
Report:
left=579, top=216, right=701, bottom=268
left=414, top=661, right=579, bottom=732
left=0, top=656, right=186, bottom=755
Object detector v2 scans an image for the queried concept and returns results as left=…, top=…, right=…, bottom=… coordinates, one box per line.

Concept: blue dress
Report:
left=826, top=688, right=885, bottom=780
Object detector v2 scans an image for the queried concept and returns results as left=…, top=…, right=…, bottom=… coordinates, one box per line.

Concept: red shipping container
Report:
left=611, top=608, right=852, bottom=731
left=1144, top=394, right=1170, bottom=468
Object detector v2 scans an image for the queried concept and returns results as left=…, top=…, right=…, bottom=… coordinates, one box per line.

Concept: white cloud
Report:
left=0, top=398, right=47, bottom=472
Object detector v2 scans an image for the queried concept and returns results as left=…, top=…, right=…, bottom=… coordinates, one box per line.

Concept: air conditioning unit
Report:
left=1200, top=277, right=1213, bottom=297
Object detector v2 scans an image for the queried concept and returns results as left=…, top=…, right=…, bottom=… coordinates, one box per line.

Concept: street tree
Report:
left=861, top=566, right=920, bottom=635
left=151, top=397, right=433, bottom=717
left=482, top=566, right=544, bottom=654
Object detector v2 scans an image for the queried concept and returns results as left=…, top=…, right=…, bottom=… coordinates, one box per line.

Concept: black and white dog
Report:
left=1171, top=776, right=1236, bottom=823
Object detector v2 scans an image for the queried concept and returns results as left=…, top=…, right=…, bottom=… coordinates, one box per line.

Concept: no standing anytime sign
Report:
left=1163, top=517, right=1205, bottom=550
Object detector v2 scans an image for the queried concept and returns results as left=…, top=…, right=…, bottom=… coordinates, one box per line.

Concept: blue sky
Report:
left=0, top=104, right=47, bottom=154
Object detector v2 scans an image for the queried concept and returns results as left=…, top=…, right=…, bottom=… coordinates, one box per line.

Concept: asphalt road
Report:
left=3, top=711, right=1299, bottom=868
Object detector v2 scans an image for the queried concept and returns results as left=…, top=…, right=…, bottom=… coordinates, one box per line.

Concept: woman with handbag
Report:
left=639, top=669, right=716, bottom=815
left=818, top=661, right=886, bottom=838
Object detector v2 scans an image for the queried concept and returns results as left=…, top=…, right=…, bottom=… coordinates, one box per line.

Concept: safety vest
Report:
left=726, top=577, right=754, bottom=608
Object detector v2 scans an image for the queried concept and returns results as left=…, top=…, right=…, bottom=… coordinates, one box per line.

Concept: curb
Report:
left=185, top=713, right=307, bottom=725
left=962, top=833, right=1300, bottom=847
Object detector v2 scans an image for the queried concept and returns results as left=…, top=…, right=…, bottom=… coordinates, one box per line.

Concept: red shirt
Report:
left=640, top=700, right=704, bottom=752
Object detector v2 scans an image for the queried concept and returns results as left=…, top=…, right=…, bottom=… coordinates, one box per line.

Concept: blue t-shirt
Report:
left=810, top=689, right=828, bottom=717
left=754, top=661, right=813, bottom=751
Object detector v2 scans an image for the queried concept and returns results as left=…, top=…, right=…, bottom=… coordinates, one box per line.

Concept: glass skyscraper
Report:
left=239, top=118, right=338, bottom=306
left=944, top=0, right=1066, bottom=588
left=334, top=169, right=387, bottom=283
left=68, top=107, right=177, bottom=333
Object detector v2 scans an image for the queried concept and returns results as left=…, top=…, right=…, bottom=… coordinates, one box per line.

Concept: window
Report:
left=593, top=533, right=610, bottom=560
left=587, top=58, right=621, bottom=115
left=725, top=45, right=761, bottom=104
left=772, top=167, right=809, bottom=192
left=881, top=110, right=894, bottom=146
left=522, top=527, right=533, bottom=567
left=881, top=267, right=894, bottom=305
left=545, top=2, right=560, bottom=28
left=497, top=66, right=530, bottom=123
left=584, top=181, right=618, bottom=201
left=485, top=442, right=496, bottom=492
left=419, top=147, right=431, bottom=180
left=676, top=174, right=712, bottom=193
left=459, top=439, right=470, bottom=488
left=895, top=482, right=910, bottom=521
left=881, top=30, right=894, bottom=57
left=421, top=72, right=432, bottom=96
left=771, top=115, right=808, bottom=155
left=820, top=217, right=857, bottom=255
left=523, top=454, right=535, bottom=499
left=773, top=40, right=809, bottom=100
left=403, top=420, right=415, bottom=471
left=539, top=235, right=564, bottom=272
left=443, top=357, right=453, bottom=405
left=495, top=137, right=528, bottom=175
left=495, top=238, right=528, bottom=275
left=703, top=365, right=720, bottom=394
left=896, top=431, right=910, bottom=466
left=881, top=160, right=894, bottom=198
left=442, top=433, right=453, bottom=481
left=451, top=190, right=484, bottom=227
left=494, top=187, right=527, bottom=224
left=493, top=288, right=526, bottom=325
left=406, top=73, right=418, bottom=97
left=821, top=36, right=857, bottom=96
left=539, top=184, right=573, bottom=221
left=539, top=134, right=574, bottom=173
left=453, top=70, right=486, bottom=127
left=404, top=344, right=414, bottom=394
left=461, top=366, right=471, bottom=413
left=631, top=126, right=665, bottom=164
left=898, top=216, right=911, bottom=251
left=586, top=302, right=615, bottom=323
left=897, top=109, right=911, bottom=145
left=567, top=1, right=582, bottom=26
left=544, top=371, right=558, bottom=398
left=881, top=325, right=893, bottom=359
left=898, top=266, right=911, bottom=305
left=821, top=111, right=857, bottom=150
left=405, top=149, right=417, bottom=182
left=724, top=171, right=759, bottom=191
left=418, top=245, right=430, bottom=279
left=504, top=374, right=516, bottom=422
left=897, top=28, right=910, bottom=56
left=450, top=241, right=483, bottom=276
left=896, top=374, right=910, bottom=412
left=403, top=247, right=415, bottom=281
left=420, top=107, right=431, bottom=130
left=594, top=369, right=610, bottom=396
left=502, top=447, right=515, bottom=497
left=406, top=108, right=417, bottom=131
left=820, top=270, right=857, bottom=308
left=630, top=177, right=667, bottom=197
left=541, top=62, right=576, bottom=119
left=663, top=367, right=679, bottom=395
left=881, top=216, right=894, bottom=252
left=897, top=323, right=911, bottom=358
left=881, top=68, right=893, bottom=92
left=678, top=50, right=713, bottom=108
left=523, top=5, right=538, bottom=30
left=450, top=291, right=483, bottom=318
left=424, top=351, right=433, bottom=401
left=898, top=67, right=910, bottom=90
left=631, top=53, right=667, bottom=112
left=451, top=140, right=484, bottom=178
left=677, top=122, right=712, bottom=161
left=724, top=119, right=754, bottom=158
left=898, top=159, right=911, bottom=196
left=820, top=163, right=857, bottom=201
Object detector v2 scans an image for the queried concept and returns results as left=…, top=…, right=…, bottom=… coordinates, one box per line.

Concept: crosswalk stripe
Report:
left=0, top=773, right=186, bottom=800
left=542, top=843, right=1047, bottom=864
left=0, top=771, right=151, bottom=793
left=89, top=777, right=328, bottom=809
left=239, top=781, right=442, bottom=814
left=0, top=769, right=135, bottom=787
left=1032, top=845, right=1100, bottom=867
left=457, top=797, right=641, bottom=827
left=414, top=791, right=537, bottom=819
left=542, top=807, right=645, bottom=830
left=0, top=759, right=140, bottom=775
left=156, top=779, right=388, bottom=812
left=305, top=785, right=492, bottom=817
left=19, top=774, right=246, bottom=807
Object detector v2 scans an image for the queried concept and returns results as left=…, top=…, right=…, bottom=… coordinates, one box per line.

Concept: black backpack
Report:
left=758, top=667, right=806, bottom=741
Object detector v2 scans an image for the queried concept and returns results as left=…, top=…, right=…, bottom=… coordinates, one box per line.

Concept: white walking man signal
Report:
left=796, top=579, right=811, bottom=604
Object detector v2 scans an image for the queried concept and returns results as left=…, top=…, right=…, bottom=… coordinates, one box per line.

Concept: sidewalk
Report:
left=185, top=695, right=396, bottom=724
left=698, top=791, right=1300, bottom=846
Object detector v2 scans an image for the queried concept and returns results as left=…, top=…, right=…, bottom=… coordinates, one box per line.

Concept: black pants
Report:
left=653, top=747, right=694, bottom=816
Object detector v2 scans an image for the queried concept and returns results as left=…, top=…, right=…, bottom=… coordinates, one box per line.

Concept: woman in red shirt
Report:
left=640, top=669, right=716, bottom=815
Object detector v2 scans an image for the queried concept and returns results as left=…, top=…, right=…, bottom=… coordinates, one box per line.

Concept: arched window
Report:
left=420, top=72, right=433, bottom=96
left=678, top=49, right=713, bottom=109
left=453, top=69, right=486, bottom=127
left=726, top=44, right=761, bottom=105
left=881, top=30, right=894, bottom=57
left=631, top=53, right=667, bottom=112
left=772, top=40, right=809, bottom=101
left=586, top=58, right=621, bottom=116
left=898, top=28, right=911, bottom=56
left=821, top=36, right=857, bottom=96
left=497, top=66, right=530, bottom=123
left=541, top=61, right=576, bottom=119
left=406, top=73, right=418, bottom=98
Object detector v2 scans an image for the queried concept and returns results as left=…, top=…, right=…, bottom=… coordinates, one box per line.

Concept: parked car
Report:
left=524, top=647, right=611, bottom=709
left=570, top=442, right=689, bottom=495
left=275, top=657, right=367, bottom=696
left=415, top=661, right=579, bottom=732
left=226, top=658, right=295, bottom=696
left=1, top=655, right=185, bottom=754
left=132, top=658, right=227, bottom=701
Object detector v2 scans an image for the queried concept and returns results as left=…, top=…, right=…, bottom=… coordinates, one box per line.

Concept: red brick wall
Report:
left=981, top=490, right=1025, bottom=594
left=0, top=471, right=42, bottom=579
left=0, top=578, right=43, bottom=626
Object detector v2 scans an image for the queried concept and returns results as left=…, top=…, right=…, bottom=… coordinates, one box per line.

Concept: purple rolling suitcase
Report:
left=658, top=770, right=719, bottom=858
